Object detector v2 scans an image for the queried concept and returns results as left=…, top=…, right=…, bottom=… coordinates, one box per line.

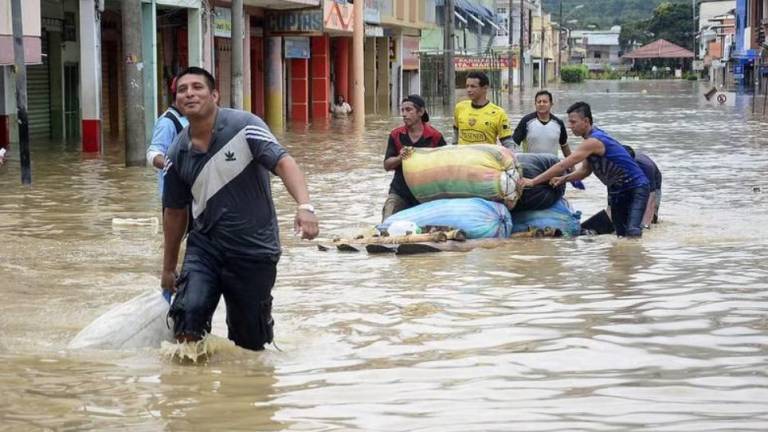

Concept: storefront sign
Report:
left=365, top=25, right=383, bottom=37
left=267, top=10, right=323, bottom=34
left=402, top=36, right=420, bottom=70
left=214, top=7, right=231, bottom=38
left=454, top=57, right=515, bottom=71
left=324, top=0, right=354, bottom=33
left=285, top=37, right=311, bottom=59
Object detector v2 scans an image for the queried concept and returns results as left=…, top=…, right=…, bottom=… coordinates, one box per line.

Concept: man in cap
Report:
left=382, top=94, right=447, bottom=221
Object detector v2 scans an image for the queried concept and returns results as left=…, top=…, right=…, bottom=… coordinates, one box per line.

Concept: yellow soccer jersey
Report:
left=454, top=100, right=512, bottom=145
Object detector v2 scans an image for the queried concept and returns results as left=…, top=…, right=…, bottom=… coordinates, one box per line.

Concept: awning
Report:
left=454, top=10, right=468, bottom=25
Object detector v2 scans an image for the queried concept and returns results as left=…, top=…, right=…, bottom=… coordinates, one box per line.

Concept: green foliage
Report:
left=542, top=0, right=689, bottom=31
left=684, top=72, right=698, bottom=81
left=561, top=64, right=588, bottom=83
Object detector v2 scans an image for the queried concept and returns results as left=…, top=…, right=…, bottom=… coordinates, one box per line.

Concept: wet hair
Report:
left=535, top=90, right=553, bottom=103
left=622, top=145, right=636, bottom=158
left=401, top=94, right=429, bottom=122
left=566, top=101, right=593, bottom=124
left=467, top=71, right=490, bottom=87
left=335, top=94, right=345, bottom=104
left=176, top=66, right=216, bottom=91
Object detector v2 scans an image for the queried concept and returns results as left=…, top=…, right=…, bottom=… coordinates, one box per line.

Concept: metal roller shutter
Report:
left=27, top=62, right=51, bottom=139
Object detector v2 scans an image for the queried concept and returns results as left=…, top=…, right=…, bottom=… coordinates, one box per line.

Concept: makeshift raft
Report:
left=318, top=228, right=563, bottom=255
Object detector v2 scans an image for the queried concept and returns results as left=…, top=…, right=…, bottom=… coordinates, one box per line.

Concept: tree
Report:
left=646, top=2, right=694, bottom=50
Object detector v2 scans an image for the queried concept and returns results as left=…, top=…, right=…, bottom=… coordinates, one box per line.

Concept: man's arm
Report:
left=147, top=119, right=175, bottom=169
left=161, top=207, right=188, bottom=291
left=558, top=120, right=571, bottom=157
left=551, top=160, right=592, bottom=187
left=383, top=136, right=402, bottom=171
left=274, top=155, right=319, bottom=240
left=519, top=138, right=602, bottom=187
left=499, top=136, right=519, bottom=151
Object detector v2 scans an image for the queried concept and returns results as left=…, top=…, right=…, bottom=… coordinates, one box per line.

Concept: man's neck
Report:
left=581, top=125, right=593, bottom=139
left=189, top=108, right=218, bottom=151
left=406, top=122, right=424, bottom=137
left=537, top=112, right=551, bottom=122
left=471, top=97, right=489, bottom=108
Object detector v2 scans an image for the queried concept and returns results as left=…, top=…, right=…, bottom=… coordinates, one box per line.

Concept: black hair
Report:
left=401, top=94, right=429, bottom=122
left=176, top=66, right=216, bottom=91
left=466, top=71, right=490, bottom=87
left=566, top=101, right=593, bottom=124
left=622, top=145, right=636, bottom=158
left=535, top=90, right=553, bottom=103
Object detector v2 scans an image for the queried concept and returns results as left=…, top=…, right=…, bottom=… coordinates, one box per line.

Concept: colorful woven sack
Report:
left=402, top=144, right=522, bottom=208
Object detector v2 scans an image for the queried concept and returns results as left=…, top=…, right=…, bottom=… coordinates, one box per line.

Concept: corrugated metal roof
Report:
left=587, top=34, right=619, bottom=46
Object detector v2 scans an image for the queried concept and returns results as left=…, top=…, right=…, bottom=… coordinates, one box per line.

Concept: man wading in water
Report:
left=161, top=67, right=319, bottom=351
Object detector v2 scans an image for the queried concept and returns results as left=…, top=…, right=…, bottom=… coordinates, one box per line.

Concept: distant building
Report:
left=569, top=26, right=622, bottom=72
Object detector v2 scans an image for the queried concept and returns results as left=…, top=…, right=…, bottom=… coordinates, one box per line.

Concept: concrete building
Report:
left=569, top=26, right=622, bottom=72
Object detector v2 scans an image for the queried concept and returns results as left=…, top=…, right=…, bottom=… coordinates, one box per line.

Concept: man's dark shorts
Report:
left=168, top=232, right=277, bottom=351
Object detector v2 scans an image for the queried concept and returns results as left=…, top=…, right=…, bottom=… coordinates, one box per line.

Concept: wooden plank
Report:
left=365, top=244, right=398, bottom=254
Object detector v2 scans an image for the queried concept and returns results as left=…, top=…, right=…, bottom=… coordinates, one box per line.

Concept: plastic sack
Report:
left=515, top=153, right=566, bottom=211
left=68, top=290, right=174, bottom=350
left=403, top=144, right=522, bottom=208
left=510, top=198, right=582, bottom=237
left=378, top=198, right=513, bottom=239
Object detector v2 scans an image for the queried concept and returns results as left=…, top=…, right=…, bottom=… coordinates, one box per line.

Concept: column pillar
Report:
left=351, top=0, right=364, bottom=126
left=48, top=31, right=64, bottom=140
left=188, top=7, right=203, bottom=68
left=333, top=37, right=350, bottom=100
left=243, top=13, right=251, bottom=112
left=265, top=36, right=283, bottom=130
left=364, top=37, right=376, bottom=113
left=310, top=35, right=330, bottom=121
left=142, top=1, right=157, bottom=144
left=79, top=0, right=102, bottom=152
left=289, top=59, right=309, bottom=123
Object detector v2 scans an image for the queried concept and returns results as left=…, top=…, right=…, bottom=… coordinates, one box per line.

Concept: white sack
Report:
left=68, top=290, right=174, bottom=350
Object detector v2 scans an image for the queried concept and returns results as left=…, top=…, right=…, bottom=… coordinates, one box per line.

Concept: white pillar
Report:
left=188, top=7, right=203, bottom=67
left=79, top=0, right=102, bottom=152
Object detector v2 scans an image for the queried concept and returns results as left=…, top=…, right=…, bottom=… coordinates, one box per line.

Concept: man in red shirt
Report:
left=382, top=95, right=447, bottom=221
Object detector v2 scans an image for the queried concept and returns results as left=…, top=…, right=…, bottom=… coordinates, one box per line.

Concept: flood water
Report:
left=1, top=80, right=768, bottom=431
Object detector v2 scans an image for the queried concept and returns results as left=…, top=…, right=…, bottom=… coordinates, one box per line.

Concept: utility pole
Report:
left=443, top=0, right=456, bottom=110
left=351, top=0, right=365, bottom=127
left=231, top=0, right=244, bottom=109
left=122, top=0, right=145, bottom=166
left=10, top=0, right=30, bottom=184
left=507, top=0, right=514, bottom=96
left=540, top=18, right=545, bottom=87
left=558, top=0, right=563, bottom=82
left=519, top=0, right=525, bottom=94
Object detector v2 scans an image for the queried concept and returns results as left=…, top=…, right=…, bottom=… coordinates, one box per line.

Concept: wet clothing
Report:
left=454, top=100, right=512, bottom=145
left=635, top=152, right=662, bottom=192
left=381, top=193, right=409, bottom=222
left=586, top=127, right=649, bottom=194
left=168, top=232, right=276, bottom=350
left=587, top=127, right=650, bottom=237
left=512, top=112, right=568, bottom=155
left=163, top=108, right=288, bottom=350
left=147, top=106, right=188, bottom=196
left=163, top=108, right=287, bottom=260
left=384, top=123, right=446, bottom=214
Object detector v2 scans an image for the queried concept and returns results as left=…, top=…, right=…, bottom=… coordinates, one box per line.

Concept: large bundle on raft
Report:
left=514, top=153, right=566, bottom=211
left=378, top=198, right=513, bottom=239
left=403, top=144, right=522, bottom=209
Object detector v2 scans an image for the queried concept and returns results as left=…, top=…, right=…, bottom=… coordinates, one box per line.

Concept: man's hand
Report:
left=550, top=176, right=567, bottom=187
left=400, top=146, right=413, bottom=161
left=295, top=209, right=319, bottom=240
left=517, top=178, right=535, bottom=189
left=161, top=269, right=178, bottom=292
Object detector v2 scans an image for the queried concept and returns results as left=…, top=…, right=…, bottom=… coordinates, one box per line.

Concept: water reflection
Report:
left=1, top=80, right=768, bottom=430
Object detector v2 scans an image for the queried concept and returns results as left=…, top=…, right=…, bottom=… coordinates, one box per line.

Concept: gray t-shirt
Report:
left=512, top=112, right=568, bottom=155
left=163, top=108, right=288, bottom=260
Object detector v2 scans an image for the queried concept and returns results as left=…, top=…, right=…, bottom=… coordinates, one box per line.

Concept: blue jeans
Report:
left=608, top=185, right=650, bottom=237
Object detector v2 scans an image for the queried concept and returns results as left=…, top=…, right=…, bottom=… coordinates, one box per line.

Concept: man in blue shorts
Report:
left=161, top=67, right=319, bottom=351
left=518, top=102, right=649, bottom=237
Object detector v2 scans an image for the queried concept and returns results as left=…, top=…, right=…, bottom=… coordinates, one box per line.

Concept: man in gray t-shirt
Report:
left=162, top=67, right=319, bottom=351
left=512, top=90, right=570, bottom=157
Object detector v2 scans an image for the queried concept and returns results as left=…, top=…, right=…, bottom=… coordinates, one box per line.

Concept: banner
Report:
left=454, top=57, right=516, bottom=71
left=324, top=0, right=354, bottom=33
